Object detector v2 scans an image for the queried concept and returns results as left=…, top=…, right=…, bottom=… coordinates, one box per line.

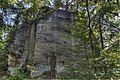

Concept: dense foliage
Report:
left=0, top=0, right=120, bottom=79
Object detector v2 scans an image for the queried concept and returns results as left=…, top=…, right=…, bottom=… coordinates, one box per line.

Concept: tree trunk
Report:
left=85, top=0, right=94, bottom=54
left=50, top=52, right=57, bottom=80
left=99, top=18, right=104, bottom=49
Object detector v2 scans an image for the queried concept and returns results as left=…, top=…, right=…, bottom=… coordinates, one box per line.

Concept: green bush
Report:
left=4, top=69, right=29, bottom=80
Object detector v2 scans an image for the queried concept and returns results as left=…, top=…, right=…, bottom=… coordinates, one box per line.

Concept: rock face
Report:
left=8, top=10, right=85, bottom=77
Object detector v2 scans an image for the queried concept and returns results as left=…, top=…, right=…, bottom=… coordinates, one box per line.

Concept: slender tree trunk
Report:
left=50, top=52, right=57, bottom=80
left=99, top=18, right=104, bottom=49
left=85, top=0, right=94, bottom=54
left=65, top=0, right=69, bottom=11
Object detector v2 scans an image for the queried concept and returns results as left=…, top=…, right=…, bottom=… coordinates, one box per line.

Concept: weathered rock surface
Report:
left=8, top=10, right=86, bottom=77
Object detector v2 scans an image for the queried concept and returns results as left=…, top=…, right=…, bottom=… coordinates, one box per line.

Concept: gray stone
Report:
left=8, top=10, right=85, bottom=77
